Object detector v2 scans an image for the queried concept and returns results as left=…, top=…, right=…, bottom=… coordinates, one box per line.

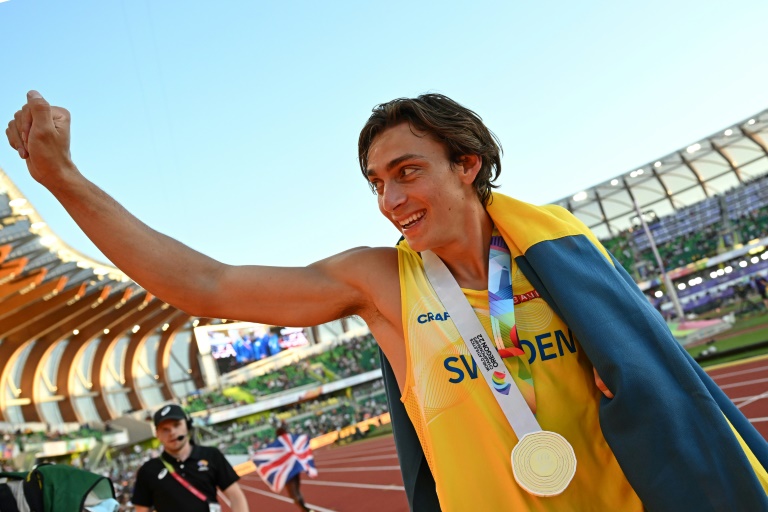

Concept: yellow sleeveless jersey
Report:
left=397, top=242, right=643, bottom=511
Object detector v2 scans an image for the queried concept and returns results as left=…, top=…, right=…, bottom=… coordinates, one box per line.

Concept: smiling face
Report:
left=156, top=418, right=188, bottom=454
left=365, top=122, right=482, bottom=254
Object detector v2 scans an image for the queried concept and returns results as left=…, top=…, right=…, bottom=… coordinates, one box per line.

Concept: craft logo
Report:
left=157, top=468, right=168, bottom=480
left=417, top=311, right=450, bottom=324
left=491, top=370, right=511, bottom=395
left=198, top=459, right=209, bottom=471
left=160, top=405, right=171, bottom=416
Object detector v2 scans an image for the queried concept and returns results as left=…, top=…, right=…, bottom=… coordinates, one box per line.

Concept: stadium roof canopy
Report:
left=551, top=108, right=768, bottom=241
left=0, top=106, right=766, bottom=428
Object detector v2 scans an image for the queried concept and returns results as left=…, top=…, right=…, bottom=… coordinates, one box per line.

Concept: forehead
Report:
left=157, top=419, right=182, bottom=429
left=367, top=123, right=447, bottom=171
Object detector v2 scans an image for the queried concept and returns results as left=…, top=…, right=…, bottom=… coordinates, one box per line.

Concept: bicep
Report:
left=199, top=247, right=391, bottom=326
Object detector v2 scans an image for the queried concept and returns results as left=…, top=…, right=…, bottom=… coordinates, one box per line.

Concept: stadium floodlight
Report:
left=630, top=171, right=638, bottom=178
left=725, top=266, right=733, bottom=273
left=30, top=221, right=46, bottom=230
left=724, top=129, right=733, bottom=136
left=8, top=197, right=26, bottom=207
left=739, top=261, right=748, bottom=268
left=611, top=179, right=619, bottom=186
left=655, top=291, right=663, bottom=298
left=193, top=319, right=200, bottom=327
left=103, top=328, right=110, bottom=334
left=762, top=252, right=768, bottom=260
left=752, top=257, right=760, bottom=264
left=710, top=271, right=718, bottom=279
left=678, top=283, right=686, bottom=290
left=717, top=269, right=725, bottom=276
left=686, top=143, right=701, bottom=154
left=39, top=235, right=57, bottom=247
left=636, top=169, right=644, bottom=175
left=162, top=323, right=170, bottom=331
left=131, top=325, right=140, bottom=333
left=748, top=119, right=756, bottom=125
left=654, top=161, right=662, bottom=168
left=572, top=191, right=588, bottom=201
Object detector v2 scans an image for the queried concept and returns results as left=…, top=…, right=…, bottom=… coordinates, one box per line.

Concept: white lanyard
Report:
left=422, top=250, right=540, bottom=437
left=422, top=250, right=576, bottom=497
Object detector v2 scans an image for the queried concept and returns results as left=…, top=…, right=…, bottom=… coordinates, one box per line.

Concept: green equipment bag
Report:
left=0, top=464, right=115, bottom=512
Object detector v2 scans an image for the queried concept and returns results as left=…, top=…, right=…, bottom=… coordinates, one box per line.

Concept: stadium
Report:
left=1, top=107, right=767, bottom=511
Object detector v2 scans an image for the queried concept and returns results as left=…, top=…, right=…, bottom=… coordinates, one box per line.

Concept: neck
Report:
left=166, top=440, right=192, bottom=461
left=431, top=206, right=493, bottom=290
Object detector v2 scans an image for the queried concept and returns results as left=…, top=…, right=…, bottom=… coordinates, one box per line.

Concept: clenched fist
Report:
left=6, top=90, right=75, bottom=187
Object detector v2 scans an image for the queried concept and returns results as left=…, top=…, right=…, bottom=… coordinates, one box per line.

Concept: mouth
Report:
left=398, top=210, right=426, bottom=231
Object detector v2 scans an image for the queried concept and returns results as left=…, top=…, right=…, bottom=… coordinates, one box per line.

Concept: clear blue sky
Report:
left=1, top=0, right=766, bottom=267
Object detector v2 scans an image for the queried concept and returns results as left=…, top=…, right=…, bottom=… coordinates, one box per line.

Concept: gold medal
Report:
left=511, top=430, right=576, bottom=497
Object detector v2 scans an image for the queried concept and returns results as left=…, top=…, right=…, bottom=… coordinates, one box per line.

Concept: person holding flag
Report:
left=252, top=424, right=317, bottom=511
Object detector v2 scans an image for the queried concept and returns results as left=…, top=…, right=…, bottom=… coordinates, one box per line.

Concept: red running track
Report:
left=220, top=356, right=768, bottom=511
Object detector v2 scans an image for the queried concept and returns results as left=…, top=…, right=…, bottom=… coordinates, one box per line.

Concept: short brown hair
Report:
left=358, top=94, right=502, bottom=205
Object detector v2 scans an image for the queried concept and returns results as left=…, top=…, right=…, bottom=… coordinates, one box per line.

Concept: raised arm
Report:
left=5, top=91, right=393, bottom=327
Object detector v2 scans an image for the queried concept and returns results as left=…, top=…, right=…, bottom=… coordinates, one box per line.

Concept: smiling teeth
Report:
left=400, top=211, right=425, bottom=227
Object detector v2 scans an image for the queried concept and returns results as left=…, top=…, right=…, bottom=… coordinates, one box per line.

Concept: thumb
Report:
left=26, top=90, right=56, bottom=133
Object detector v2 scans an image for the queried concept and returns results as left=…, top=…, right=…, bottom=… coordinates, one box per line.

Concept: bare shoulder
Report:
left=310, top=245, right=400, bottom=316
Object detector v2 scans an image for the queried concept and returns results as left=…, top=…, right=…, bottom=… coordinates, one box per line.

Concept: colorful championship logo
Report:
left=492, top=370, right=511, bottom=395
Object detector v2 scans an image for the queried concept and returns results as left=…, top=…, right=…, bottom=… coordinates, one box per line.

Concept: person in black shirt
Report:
left=131, top=404, right=249, bottom=512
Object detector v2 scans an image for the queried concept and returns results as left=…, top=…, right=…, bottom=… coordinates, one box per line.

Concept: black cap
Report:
left=153, top=404, right=187, bottom=426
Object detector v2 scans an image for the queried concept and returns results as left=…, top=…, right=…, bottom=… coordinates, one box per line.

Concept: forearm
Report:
left=223, top=483, right=250, bottom=512
left=45, top=164, right=224, bottom=315
left=229, top=492, right=249, bottom=512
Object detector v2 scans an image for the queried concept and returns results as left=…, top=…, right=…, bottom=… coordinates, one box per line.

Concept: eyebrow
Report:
left=366, top=153, right=426, bottom=178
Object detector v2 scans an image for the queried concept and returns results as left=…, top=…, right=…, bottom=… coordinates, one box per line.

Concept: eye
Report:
left=401, top=167, right=418, bottom=177
left=369, top=180, right=383, bottom=195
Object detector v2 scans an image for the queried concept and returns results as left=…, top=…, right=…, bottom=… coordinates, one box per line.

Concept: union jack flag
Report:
left=252, top=433, right=318, bottom=493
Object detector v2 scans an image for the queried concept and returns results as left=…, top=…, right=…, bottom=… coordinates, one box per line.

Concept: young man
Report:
left=131, top=404, right=249, bottom=512
left=7, top=92, right=768, bottom=511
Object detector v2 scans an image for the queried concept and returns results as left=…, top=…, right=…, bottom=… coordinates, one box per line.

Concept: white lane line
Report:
left=720, top=377, right=768, bottom=390
left=737, top=390, right=768, bottom=409
left=710, top=364, right=768, bottom=380
left=319, top=454, right=399, bottom=466
left=239, top=483, right=337, bottom=512
left=318, top=445, right=397, bottom=460
left=749, top=417, right=768, bottom=423
left=315, top=466, right=402, bottom=472
left=302, top=479, right=405, bottom=491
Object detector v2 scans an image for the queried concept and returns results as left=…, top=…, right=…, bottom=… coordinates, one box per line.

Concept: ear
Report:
left=457, top=154, right=482, bottom=185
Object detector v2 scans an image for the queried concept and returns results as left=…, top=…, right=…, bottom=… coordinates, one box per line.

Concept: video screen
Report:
left=194, top=322, right=310, bottom=375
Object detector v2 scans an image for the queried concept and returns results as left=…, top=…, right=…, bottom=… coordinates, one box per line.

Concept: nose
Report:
left=380, top=180, right=407, bottom=214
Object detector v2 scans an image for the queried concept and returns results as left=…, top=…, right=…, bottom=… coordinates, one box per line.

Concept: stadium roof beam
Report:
left=0, top=283, right=87, bottom=421
left=56, top=290, right=145, bottom=423
left=20, top=285, right=112, bottom=422
left=189, top=318, right=212, bottom=390
left=650, top=166, right=677, bottom=213
left=677, top=150, right=710, bottom=199
left=742, top=127, right=768, bottom=157
left=710, top=141, right=744, bottom=184
left=0, top=267, right=46, bottom=301
left=0, top=276, right=67, bottom=321
left=591, top=190, right=613, bottom=237
left=156, top=311, right=193, bottom=401
left=90, top=298, right=166, bottom=421
left=123, top=305, right=179, bottom=413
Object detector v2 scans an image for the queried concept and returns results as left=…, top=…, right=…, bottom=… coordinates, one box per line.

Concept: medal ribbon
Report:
left=488, top=229, right=536, bottom=411
left=160, top=457, right=208, bottom=502
left=422, top=249, right=576, bottom=496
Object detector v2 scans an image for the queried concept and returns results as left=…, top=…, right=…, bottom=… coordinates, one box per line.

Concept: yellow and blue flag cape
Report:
left=381, top=192, right=768, bottom=511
